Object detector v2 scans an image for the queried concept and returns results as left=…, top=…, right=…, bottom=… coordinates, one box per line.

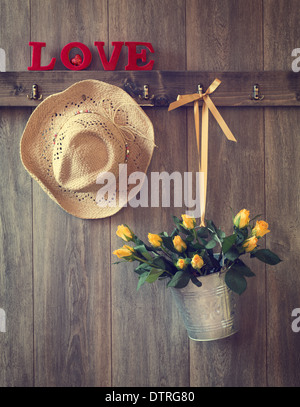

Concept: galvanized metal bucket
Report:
left=170, top=271, right=239, bottom=341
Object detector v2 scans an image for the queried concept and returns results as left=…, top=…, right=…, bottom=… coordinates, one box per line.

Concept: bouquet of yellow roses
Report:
left=113, top=209, right=281, bottom=294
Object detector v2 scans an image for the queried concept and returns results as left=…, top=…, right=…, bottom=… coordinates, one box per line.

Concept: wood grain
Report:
left=265, top=107, right=300, bottom=386
left=0, top=0, right=33, bottom=387
left=264, top=0, right=300, bottom=387
left=109, top=0, right=190, bottom=387
left=0, top=108, right=33, bottom=387
left=0, top=0, right=299, bottom=388
left=30, top=0, right=111, bottom=386
left=30, top=0, right=108, bottom=71
left=108, top=0, right=186, bottom=71
left=187, top=0, right=266, bottom=386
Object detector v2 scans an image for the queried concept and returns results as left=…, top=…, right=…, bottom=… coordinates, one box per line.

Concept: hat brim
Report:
left=20, top=80, right=155, bottom=219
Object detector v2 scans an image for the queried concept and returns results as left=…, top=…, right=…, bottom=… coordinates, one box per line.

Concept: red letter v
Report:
left=94, top=41, right=124, bottom=71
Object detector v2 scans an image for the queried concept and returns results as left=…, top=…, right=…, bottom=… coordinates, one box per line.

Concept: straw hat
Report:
left=20, top=79, right=155, bottom=219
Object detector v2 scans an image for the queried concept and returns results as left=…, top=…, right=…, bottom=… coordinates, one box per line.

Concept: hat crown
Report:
left=52, top=112, right=125, bottom=192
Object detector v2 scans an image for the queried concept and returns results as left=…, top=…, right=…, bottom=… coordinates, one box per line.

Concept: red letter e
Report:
left=125, top=42, right=154, bottom=71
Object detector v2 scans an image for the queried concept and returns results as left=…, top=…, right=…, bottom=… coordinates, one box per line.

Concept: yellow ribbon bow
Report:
left=168, top=78, right=237, bottom=226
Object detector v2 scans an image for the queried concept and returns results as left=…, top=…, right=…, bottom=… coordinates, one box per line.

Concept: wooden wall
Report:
left=0, top=0, right=299, bottom=387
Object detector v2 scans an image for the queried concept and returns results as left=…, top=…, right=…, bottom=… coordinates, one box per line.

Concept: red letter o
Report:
left=60, top=42, right=92, bottom=70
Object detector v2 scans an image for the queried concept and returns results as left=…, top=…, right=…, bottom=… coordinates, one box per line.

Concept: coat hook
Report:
left=138, top=84, right=155, bottom=105
left=143, top=84, right=149, bottom=100
left=27, top=84, right=43, bottom=101
left=250, top=84, right=264, bottom=101
left=139, top=84, right=154, bottom=101
left=198, top=83, right=204, bottom=95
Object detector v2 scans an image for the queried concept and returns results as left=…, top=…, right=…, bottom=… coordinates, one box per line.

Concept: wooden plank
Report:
left=264, top=107, right=300, bottom=387
left=0, top=108, right=33, bottom=386
left=109, top=0, right=190, bottom=387
left=31, top=0, right=112, bottom=387
left=264, top=0, right=300, bottom=387
left=187, top=0, right=266, bottom=387
left=0, top=0, right=33, bottom=387
left=1, top=70, right=300, bottom=107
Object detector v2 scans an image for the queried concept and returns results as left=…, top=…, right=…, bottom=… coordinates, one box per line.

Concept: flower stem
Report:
left=132, top=255, right=173, bottom=276
left=160, top=246, right=173, bottom=260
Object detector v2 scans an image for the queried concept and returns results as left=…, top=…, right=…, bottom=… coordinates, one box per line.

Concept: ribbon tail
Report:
left=204, top=95, right=237, bottom=142
left=200, top=101, right=209, bottom=227
left=194, top=100, right=200, bottom=155
left=167, top=79, right=236, bottom=228
left=194, top=99, right=209, bottom=227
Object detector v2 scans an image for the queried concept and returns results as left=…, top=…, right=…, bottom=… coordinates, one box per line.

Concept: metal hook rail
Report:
left=0, top=70, right=299, bottom=107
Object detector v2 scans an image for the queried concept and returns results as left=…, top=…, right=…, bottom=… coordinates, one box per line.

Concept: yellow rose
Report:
left=191, top=254, right=204, bottom=270
left=173, top=235, right=187, bottom=252
left=148, top=233, right=163, bottom=248
left=113, top=245, right=134, bottom=259
left=243, top=236, right=258, bottom=253
left=176, top=258, right=187, bottom=270
left=233, top=209, right=250, bottom=228
left=252, top=220, right=270, bottom=238
left=116, top=224, right=133, bottom=241
left=181, top=214, right=196, bottom=229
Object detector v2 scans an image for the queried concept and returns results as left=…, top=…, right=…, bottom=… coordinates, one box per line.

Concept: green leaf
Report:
left=152, top=256, right=178, bottom=275
left=172, top=215, right=180, bottom=224
left=235, top=228, right=248, bottom=245
left=197, top=227, right=209, bottom=238
left=191, top=275, right=202, bottom=287
left=167, top=271, right=190, bottom=288
left=137, top=271, right=150, bottom=290
left=189, top=242, right=205, bottom=251
left=225, top=268, right=247, bottom=295
left=230, top=259, right=255, bottom=277
left=199, top=237, right=208, bottom=246
left=172, top=216, right=189, bottom=235
left=134, top=244, right=153, bottom=261
left=134, top=237, right=145, bottom=246
left=225, top=246, right=240, bottom=261
left=252, top=249, right=282, bottom=265
left=160, top=236, right=178, bottom=254
left=216, top=228, right=226, bottom=240
left=222, top=234, right=236, bottom=253
left=205, top=239, right=217, bottom=249
left=146, top=268, right=165, bottom=283
left=206, top=220, right=217, bottom=234
left=134, top=263, right=151, bottom=275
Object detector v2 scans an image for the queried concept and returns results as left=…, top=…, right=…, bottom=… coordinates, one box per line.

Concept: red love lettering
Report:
left=94, top=41, right=124, bottom=71
left=28, top=42, right=56, bottom=71
left=125, top=42, right=154, bottom=71
left=60, top=42, right=92, bottom=70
